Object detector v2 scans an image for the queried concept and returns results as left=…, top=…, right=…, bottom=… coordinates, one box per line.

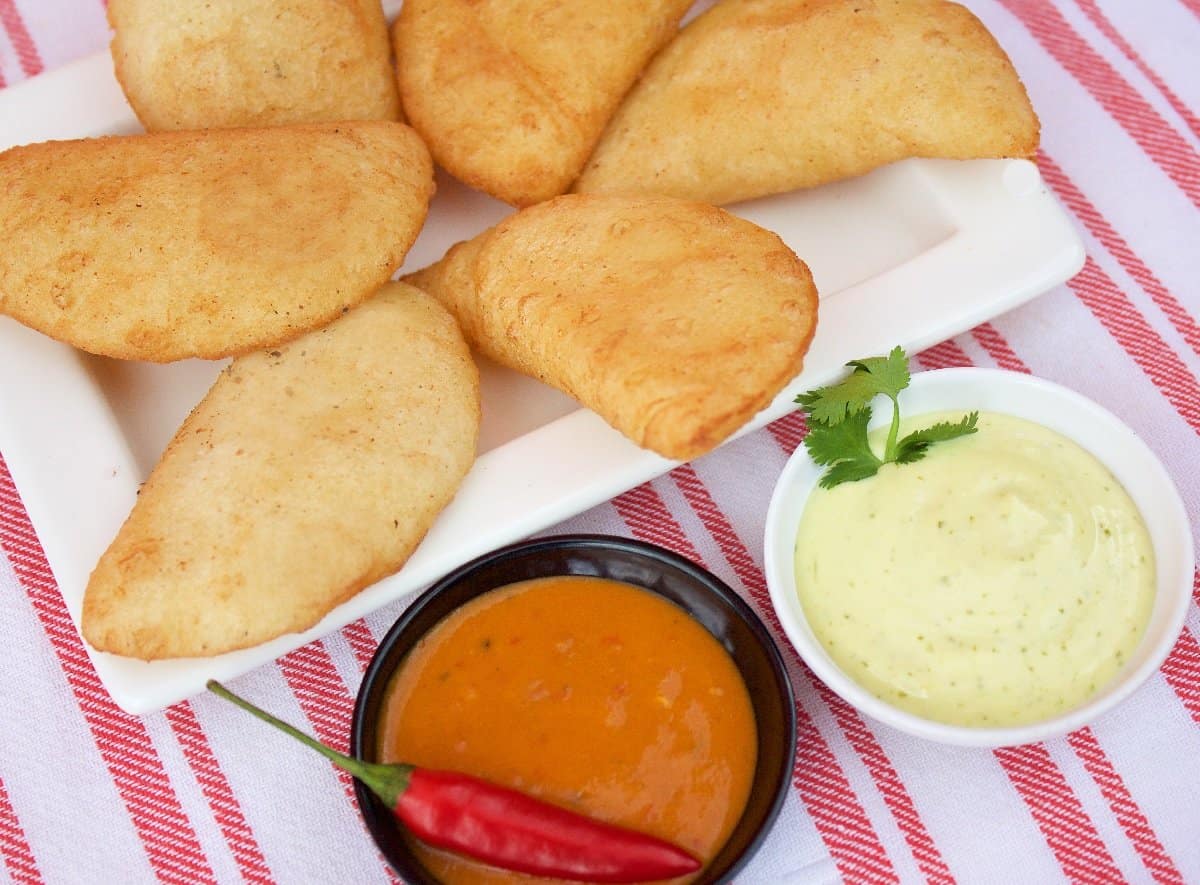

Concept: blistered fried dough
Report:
left=108, top=0, right=400, bottom=130
left=394, top=0, right=694, bottom=207
left=0, top=123, right=433, bottom=362
left=574, top=0, right=1040, bottom=204
left=407, top=195, right=817, bottom=460
left=82, top=283, right=480, bottom=660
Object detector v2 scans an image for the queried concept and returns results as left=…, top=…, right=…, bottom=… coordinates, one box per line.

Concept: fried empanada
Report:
left=393, top=0, right=694, bottom=207
left=82, top=283, right=480, bottom=660
left=108, top=0, right=400, bottom=130
left=0, top=123, right=433, bottom=362
left=574, top=0, right=1039, bottom=204
left=406, top=194, right=817, bottom=461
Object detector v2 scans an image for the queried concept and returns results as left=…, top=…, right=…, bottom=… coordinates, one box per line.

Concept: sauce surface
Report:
left=378, top=575, right=757, bottom=884
left=794, top=411, right=1155, bottom=727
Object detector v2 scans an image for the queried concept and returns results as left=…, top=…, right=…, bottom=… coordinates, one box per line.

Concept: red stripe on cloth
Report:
left=766, top=410, right=808, bottom=456
left=916, top=339, right=973, bottom=371
left=161, top=704, right=273, bottom=883
left=276, top=643, right=400, bottom=883
left=971, top=324, right=1031, bottom=373
left=994, top=744, right=1128, bottom=883
left=1067, top=257, right=1200, bottom=436
left=790, top=713, right=901, bottom=884
left=0, top=0, right=42, bottom=78
left=341, top=620, right=379, bottom=672
left=1160, top=624, right=1200, bottom=726
left=0, top=458, right=216, bottom=885
left=1066, top=728, right=1184, bottom=884
left=611, top=483, right=904, bottom=885
left=669, top=466, right=956, bottom=885
left=1038, top=153, right=1200, bottom=360
left=1177, top=0, right=1200, bottom=23
left=1071, top=0, right=1200, bottom=140
left=0, top=776, right=41, bottom=884
left=278, top=645, right=359, bottom=773
left=996, top=0, right=1200, bottom=210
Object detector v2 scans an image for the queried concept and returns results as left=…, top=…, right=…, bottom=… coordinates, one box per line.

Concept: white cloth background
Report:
left=1, top=1, right=1198, bottom=883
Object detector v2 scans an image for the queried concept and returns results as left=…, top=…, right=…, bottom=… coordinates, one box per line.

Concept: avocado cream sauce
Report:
left=794, top=411, right=1155, bottom=727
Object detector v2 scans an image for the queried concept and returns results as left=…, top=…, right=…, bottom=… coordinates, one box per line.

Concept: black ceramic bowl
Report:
left=351, top=534, right=797, bottom=883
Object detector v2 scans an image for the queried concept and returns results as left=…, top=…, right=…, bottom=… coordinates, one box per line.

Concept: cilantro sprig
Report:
left=795, top=346, right=979, bottom=489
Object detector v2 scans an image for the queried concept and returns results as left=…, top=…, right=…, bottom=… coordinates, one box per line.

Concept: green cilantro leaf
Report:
left=794, top=347, right=977, bottom=489
left=805, top=407, right=879, bottom=468
left=819, top=457, right=886, bottom=489
left=894, top=413, right=980, bottom=464
left=794, top=346, right=909, bottom=425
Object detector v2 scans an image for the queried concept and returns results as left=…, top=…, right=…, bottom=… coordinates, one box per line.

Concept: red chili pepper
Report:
left=207, top=680, right=701, bottom=883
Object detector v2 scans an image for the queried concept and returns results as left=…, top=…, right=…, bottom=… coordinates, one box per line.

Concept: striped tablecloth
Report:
left=2, top=1, right=1198, bottom=883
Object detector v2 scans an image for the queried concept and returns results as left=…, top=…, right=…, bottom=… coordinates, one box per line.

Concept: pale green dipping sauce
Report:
left=794, top=411, right=1155, bottom=727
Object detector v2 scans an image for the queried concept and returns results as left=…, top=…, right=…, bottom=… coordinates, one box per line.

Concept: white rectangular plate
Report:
left=0, top=44, right=1084, bottom=713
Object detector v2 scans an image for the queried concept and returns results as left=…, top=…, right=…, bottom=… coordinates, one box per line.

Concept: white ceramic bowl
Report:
left=764, top=368, right=1194, bottom=747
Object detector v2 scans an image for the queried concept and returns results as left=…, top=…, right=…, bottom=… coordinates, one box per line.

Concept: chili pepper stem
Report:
left=206, top=680, right=412, bottom=806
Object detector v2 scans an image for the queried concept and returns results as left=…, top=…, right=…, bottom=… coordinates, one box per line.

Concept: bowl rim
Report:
left=351, top=532, right=799, bottom=883
left=764, top=366, right=1195, bottom=748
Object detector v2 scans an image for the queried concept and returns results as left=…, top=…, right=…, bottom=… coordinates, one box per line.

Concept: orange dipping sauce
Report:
left=378, top=575, right=758, bottom=884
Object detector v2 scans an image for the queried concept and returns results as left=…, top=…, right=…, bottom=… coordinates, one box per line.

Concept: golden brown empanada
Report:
left=394, top=0, right=694, bottom=206
left=575, top=0, right=1039, bottom=204
left=0, top=123, right=433, bottom=361
left=108, top=0, right=400, bottom=130
left=407, top=194, right=818, bottom=460
left=82, top=283, right=480, bottom=659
